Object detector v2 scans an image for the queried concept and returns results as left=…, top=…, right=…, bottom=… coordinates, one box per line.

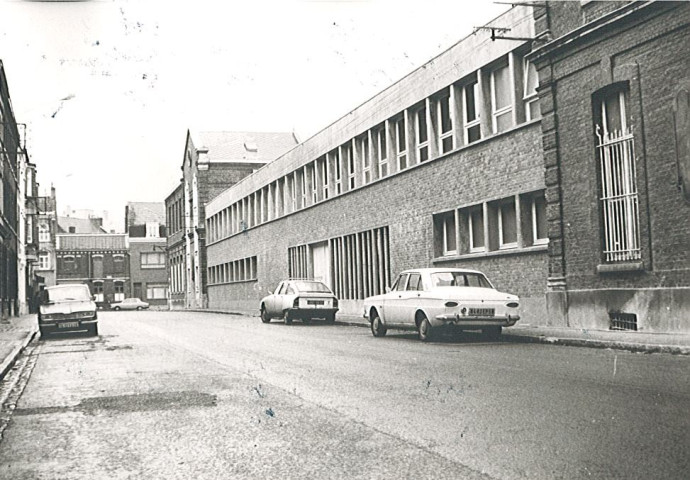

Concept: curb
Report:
left=336, top=318, right=690, bottom=355
left=182, top=310, right=690, bottom=356
left=0, top=327, right=38, bottom=381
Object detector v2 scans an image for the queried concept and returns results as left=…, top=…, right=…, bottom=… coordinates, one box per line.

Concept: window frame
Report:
left=491, top=63, right=513, bottom=134
left=468, top=207, right=486, bottom=253
left=437, top=91, right=454, bottom=154
left=463, top=81, right=481, bottom=144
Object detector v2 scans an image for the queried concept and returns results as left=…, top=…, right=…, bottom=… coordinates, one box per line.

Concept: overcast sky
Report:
left=0, top=0, right=508, bottom=231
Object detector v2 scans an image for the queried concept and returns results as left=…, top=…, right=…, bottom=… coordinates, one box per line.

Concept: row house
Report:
left=56, top=234, right=130, bottom=308
left=34, top=186, right=58, bottom=290
left=125, top=201, right=168, bottom=308
left=204, top=5, right=548, bottom=318
left=0, top=60, right=25, bottom=319
left=165, top=130, right=298, bottom=309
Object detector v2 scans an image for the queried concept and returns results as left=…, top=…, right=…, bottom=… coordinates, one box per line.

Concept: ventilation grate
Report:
left=609, top=312, right=638, bottom=331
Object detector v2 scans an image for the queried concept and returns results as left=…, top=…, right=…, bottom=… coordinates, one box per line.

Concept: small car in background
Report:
left=260, top=280, right=339, bottom=324
left=38, top=284, right=98, bottom=337
left=363, top=268, right=519, bottom=341
left=110, top=298, right=150, bottom=311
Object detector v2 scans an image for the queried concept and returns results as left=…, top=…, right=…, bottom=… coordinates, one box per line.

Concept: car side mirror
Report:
left=93, top=295, right=97, bottom=301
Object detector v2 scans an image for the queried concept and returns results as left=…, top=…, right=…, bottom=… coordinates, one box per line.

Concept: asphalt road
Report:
left=0, top=311, right=688, bottom=480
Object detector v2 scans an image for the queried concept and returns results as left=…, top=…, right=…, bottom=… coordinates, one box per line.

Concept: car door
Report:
left=400, top=272, right=423, bottom=326
left=265, top=282, right=284, bottom=316
left=383, top=273, right=409, bottom=326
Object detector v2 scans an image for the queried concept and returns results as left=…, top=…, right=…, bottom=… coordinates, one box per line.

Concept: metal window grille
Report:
left=597, top=126, right=641, bottom=263
left=609, top=312, right=638, bottom=331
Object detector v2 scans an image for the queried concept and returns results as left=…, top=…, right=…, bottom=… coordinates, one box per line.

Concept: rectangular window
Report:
left=347, top=144, right=356, bottom=190
left=531, top=193, right=548, bottom=245
left=146, top=222, right=160, bottom=238
left=415, top=107, right=429, bottom=162
left=38, top=253, right=50, bottom=270
left=464, top=81, right=481, bottom=143
left=114, top=282, right=125, bottom=302
left=361, top=136, right=371, bottom=184
left=438, top=92, right=454, bottom=153
left=469, top=207, right=485, bottom=252
left=491, top=64, right=513, bottom=133
left=523, top=59, right=540, bottom=121
left=311, top=163, right=318, bottom=203
left=395, top=117, right=407, bottom=171
left=377, top=127, right=388, bottom=178
left=333, top=150, right=342, bottom=195
left=320, top=157, right=329, bottom=200
left=141, top=252, right=166, bottom=269
left=146, top=284, right=168, bottom=300
left=498, top=198, right=518, bottom=249
left=596, top=87, right=640, bottom=263
left=443, top=213, right=457, bottom=255
left=38, top=223, right=50, bottom=242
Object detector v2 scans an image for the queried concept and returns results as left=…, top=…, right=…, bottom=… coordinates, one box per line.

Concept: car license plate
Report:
left=307, top=300, right=325, bottom=306
left=469, top=308, right=494, bottom=316
left=58, top=322, right=79, bottom=328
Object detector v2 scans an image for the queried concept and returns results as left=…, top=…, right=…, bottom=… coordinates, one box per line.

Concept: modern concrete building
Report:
left=165, top=130, right=299, bottom=309
left=204, top=6, right=548, bottom=319
left=530, top=1, right=690, bottom=332
left=125, top=202, right=167, bottom=308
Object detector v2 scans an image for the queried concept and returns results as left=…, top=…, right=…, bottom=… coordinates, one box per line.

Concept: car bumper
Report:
left=287, top=308, right=338, bottom=319
left=434, top=313, right=520, bottom=328
left=39, top=318, right=97, bottom=334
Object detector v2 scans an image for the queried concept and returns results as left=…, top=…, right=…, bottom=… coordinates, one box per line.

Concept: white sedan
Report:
left=260, top=280, right=339, bottom=324
left=363, top=268, right=520, bottom=341
left=111, top=298, right=150, bottom=311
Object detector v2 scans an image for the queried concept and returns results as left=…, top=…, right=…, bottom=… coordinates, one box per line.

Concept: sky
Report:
left=0, top=0, right=509, bottom=232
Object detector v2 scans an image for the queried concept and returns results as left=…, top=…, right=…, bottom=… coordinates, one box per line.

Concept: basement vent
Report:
left=609, top=312, right=638, bottom=331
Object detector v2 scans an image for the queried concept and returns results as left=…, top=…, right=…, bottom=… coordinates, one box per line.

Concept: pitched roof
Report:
left=57, top=216, right=107, bottom=234
left=126, top=202, right=166, bottom=226
left=188, top=130, right=298, bottom=164
left=57, top=234, right=127, bottom=251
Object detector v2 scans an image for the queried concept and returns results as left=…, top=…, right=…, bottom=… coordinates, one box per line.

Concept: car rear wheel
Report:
left=370, top=312, right=387, bottom=337
left=113, top=306, right=120, bottom=311
left=260, top=306, right=271, bottom=323
left=482, top=326, right=502, bottom=340
left=136, top=306, right=143, bottom=311
left=417, top=315, right=434, bottom=342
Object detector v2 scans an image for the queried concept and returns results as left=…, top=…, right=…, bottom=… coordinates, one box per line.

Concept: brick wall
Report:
left=207, top=122, right=548, bottom=319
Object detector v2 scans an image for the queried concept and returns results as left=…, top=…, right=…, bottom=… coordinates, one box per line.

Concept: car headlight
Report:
left=506, top=302, right=519, bottom=308
left=41, top=313, right=57, bottom=321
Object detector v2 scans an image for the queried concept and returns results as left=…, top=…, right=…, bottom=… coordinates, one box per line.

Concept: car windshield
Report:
left=430, top=271, right=493, bottom=289
left=47, top=286, right=91, bottom=302
left=292, top=281, right=332, bottom=293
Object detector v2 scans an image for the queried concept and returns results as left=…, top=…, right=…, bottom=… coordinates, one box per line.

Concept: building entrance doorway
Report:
left=311, top=241, right=331, bottom=289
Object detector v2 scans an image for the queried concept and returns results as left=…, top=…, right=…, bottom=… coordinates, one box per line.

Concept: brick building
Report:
left=34, top=187, right=58, bottom=289
left=204, top=6, right=549, bottom=318
left=165, top=130, right=298, bottom=309
left=0, top=60, right=24, bottom=319
left=56, top=234, right=130, bottom=308
left=125, top=202, right=167, bottom=308
left=530, top=1, right=690, bottom=332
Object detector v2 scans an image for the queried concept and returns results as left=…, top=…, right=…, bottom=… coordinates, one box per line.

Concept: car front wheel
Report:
left=284, top=312, right=293, bottom=325
left=88, top=323, right=98, bottom=337
left=260, top=306, right=271, bottom=323
left=325, top=313, right=336, bottom=324
left=113, top=306, right=120, bottom=311
left=136, top=306, right=143, bottom=311
left=417, top=314, right=434, bottom=342
left=370, top=311, right=387, bottom=337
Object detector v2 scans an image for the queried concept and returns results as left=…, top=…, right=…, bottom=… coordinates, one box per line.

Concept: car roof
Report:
left=399, top=268, right=484, bottom=275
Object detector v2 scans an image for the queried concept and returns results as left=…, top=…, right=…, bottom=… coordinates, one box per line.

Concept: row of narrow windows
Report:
left=207, top=50, right=541, bottom=245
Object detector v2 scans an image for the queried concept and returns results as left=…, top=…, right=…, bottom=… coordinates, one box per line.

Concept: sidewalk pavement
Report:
left=0, top=314, right=37, bottom=381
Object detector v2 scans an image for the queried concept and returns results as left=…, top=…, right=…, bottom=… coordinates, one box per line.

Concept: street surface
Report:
left=0, top=311, right=688, bottom=480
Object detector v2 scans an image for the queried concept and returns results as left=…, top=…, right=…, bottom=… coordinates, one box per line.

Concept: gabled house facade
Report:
left=166, top=130, right=299, bottom=309
left=125, top=201, right=168, bottom=308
